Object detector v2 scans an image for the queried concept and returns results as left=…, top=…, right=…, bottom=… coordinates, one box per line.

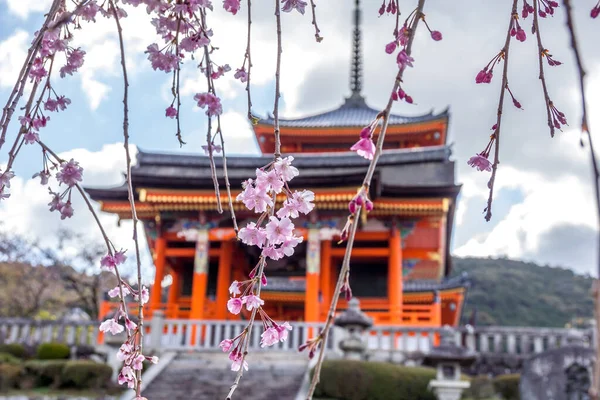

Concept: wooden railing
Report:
left=0, top=318, right=99, bottom=347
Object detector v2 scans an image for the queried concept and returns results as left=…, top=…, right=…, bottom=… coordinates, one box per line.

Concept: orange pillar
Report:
left=190, top=229, right=209, bottom=320
left=305, top=229, right=320, bottom=323
left=319, top=240, right=332, bottom=320
left=388, top=226, right=403, bottom=324
left=167, top=267, right=180, bottom=317
left=150, top=236, right=167, bottom=313
left=215, top=241, right=233, bottom=319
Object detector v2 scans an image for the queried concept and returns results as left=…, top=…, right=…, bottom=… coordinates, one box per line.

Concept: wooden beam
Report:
left=330, top=247, right=389, bottom=258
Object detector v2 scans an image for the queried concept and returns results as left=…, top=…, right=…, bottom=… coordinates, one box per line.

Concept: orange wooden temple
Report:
left=86, top=0, right=466, bottom=328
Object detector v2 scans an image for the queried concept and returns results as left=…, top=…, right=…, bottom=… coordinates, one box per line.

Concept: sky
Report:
left=0, top=0, right=599, bottom=281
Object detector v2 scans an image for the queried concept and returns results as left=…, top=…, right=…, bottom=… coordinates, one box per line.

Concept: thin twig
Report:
left=273, top=0, right=283, bottom=159
left=484, top=0, right=518, bottom=222
left=305, top=1, right=426, bottom=398
left=532, top=0, right=555, bottom=137
left=108, top=1, right=145, bottom=397
left=215, top=118, right=239, bottom=233
left=308, top=0, right=323, bottom=42
left=562, top=1, right=600, bottom=397
left=245, top=0, right=253, bottom=120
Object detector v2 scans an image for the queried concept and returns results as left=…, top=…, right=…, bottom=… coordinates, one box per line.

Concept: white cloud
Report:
left=0, top=143, right=154, bottom=282
left=2, top=0, right=51, bottom=19
left=0, top=30, right=29, bottom=89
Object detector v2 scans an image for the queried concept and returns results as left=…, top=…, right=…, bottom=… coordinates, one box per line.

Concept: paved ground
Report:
left=143, top=352, right=308, bottom=400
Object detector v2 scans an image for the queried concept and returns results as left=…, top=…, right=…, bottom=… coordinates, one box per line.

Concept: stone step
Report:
left=143, top=352, right=308, bottom=400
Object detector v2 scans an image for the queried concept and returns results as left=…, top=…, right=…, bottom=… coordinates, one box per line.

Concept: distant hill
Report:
left=451, top=257, right=594, bottom=327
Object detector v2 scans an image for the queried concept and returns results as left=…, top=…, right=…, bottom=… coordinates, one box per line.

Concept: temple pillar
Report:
left=167, top=266, right=180, bottom=317
left=215, top=240, right=234, bottom=319
left=305, top=229, right=321, bottom=322
left=150, top=236, right=167, bottom=313
left=388, top=226, right=403, bottom=324
left=190, top=229, right=209, bottom=321
left=319, top=239, right=332, bottom=319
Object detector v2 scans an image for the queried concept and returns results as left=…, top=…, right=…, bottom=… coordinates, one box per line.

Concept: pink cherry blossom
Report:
left=262, top=245, right=284, bottom=260
left=350, top=137, right=376, bottom=160
left=234, top=67, right=248, bottom=82
left=79, top=1, right=101, bottom=22
left=385, top=41, right=397, bottom=54
left=467, top=153, right=493, bottom=172
left=274, top=156, right=299, bottom=182
left=150, top=356, right=159, bottom=364
left=276, top=197, right=301, bottom=219
left=229, top=281, right=242, bottom=296
left=116, top=343, right=132, bottom=361
left=292, top=190, right=315, bottom=214
left=236, top=184, right=273, bottom=213
left=201, top=143, right=222, bottom=155
left=227, top=297, right=243, bottom=314
left=48, top=193, right=64, bottom=212
left=431, top=31, right=442, bottom=41
left=125, top=318, right=137, bottom=331
left=0, top=170, right=15, bottom=188
left=220, top=339, right=233, bottom=352
left=231, top=357, right=248, bottom=372
left=265, top=216, right=294, bottom=245
left=260, top=327, right=279, bottom=347
left=118, top=366, right=135, bottom=388
left=99, top=319, right=124, bottom=335
left=32, top=170, right=50, bottom=185
left=60, top=201, right=74, bottom=220
left=281, top=0, right=307, bottom=14
left=223, top=0, right=241, bottom=14
left=255, top=169, right=284, bottom=193
left=23, top=131, right=40, bottom=144
left=243, top=294, right=264, bottom=311
left=101, top=250, right=127, bottom=269
left=396, top=50, right=414, bottom=69
left=132, top=355, right=145, bottom=370
left=194, top=92, right=223, bottom=117
left=56, top=159, right=83, bottom=187
left=280, top=235, right=303, bottom=257
left=165, top=106, right=177, bottom=118
left=108, top=285, right=131, bottom=298
left=238, top=222, right=268, bottom=248
left=275, top=322, right=292, bottom=342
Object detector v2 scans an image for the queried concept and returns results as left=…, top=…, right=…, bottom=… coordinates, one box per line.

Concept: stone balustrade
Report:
left=0, top=316, right=593, bottom=359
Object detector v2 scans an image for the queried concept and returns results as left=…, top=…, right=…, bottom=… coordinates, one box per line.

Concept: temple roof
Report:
left=85, top=145, right=460, bottom=200
left=256, top=99, right=449, bottom=129
left=261, top=274, right=470, bottom=294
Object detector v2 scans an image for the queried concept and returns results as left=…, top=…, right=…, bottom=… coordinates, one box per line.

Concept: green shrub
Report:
left=61, top=360, right=113, bottom=389
left=313, top=360, right=437, bottom=400
left=0, top=364, right=23, bottom=392
left=0, top=352, right=21, bottom=365
left=23, top=360, right=68, bottom=388
left=36, top=342, right=70, bottom=360
left=0, top=344, right=26, bottom=359
left=493, top=374, right=520, bottom=400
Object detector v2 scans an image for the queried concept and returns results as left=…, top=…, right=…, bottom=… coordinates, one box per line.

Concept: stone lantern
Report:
left=334, top=298, right=373, bottom=360
left=422, top=327, right=477, bottom=400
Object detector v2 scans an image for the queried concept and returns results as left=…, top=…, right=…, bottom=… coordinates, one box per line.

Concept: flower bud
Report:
left=431, top=31, right=442, bottom=41
left=365, top=199, right=374, bottom=212
left=348, top=199, right=357, bottom=214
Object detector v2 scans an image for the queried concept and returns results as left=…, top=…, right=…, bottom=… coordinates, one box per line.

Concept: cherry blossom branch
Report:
left=308, top=0, right=323, bottom=42
left=561, top=1, right=600, bottom=396
left=0, top=0, right=61, bottom=150
left=273, top=0, right=283, bottom=159
left=305, top=1, right=426, bottom=397
left=108, top=1, right=146, bottom=397
left=532, top=5, right=555, bottom=137
left=215, top=117, right=239, bottom=233
left=245, top=0, right=254, bottom=120
left=483, top=0, right=518, bottom=222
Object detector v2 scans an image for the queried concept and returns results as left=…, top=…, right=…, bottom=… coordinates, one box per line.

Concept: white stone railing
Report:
left=0, top=316, right=593, bottom=358
left=0, top=318, right=99, bottom=347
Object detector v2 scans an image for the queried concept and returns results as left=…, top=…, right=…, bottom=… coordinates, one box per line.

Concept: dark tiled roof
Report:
left=84, top=146, right=459, bottom=198
left=257, top=98, right=449, bottom=128
left=261, top=274, right=470, bottom=294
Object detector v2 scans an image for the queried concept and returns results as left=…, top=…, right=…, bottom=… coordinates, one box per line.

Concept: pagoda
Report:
left=86, top=0, right=466, bottom=328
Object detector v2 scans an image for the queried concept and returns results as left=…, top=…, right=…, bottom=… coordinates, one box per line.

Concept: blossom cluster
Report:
left=217, top=156, right=313, bottom=371
left=98, top=251, right=156, bottom=389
